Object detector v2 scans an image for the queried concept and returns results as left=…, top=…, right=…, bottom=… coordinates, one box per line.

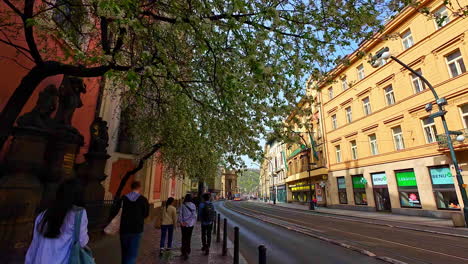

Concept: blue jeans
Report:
left=120, top=233, right=142, bottom=264
left=160, top=225, right=174, bottom=249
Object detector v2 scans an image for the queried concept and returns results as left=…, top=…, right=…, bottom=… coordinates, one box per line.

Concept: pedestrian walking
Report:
left=178, top=194, right=197, bottom=260
left=159, top=197, right=177, bottom=255
left=25, top=179, right=91, bottom=264
left=199, top=193, right=216, bottom=255
left=120, top=181, right=149, bottom=264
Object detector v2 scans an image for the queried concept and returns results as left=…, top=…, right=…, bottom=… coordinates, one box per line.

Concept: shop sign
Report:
left=396, top=171, right=417, bottom=187
left=372, top=173, right=387, bottom=186
left=337, top=178, right=346, bottom=189
left=430, top=167, right=454, bottom=185
left=352, top=176, right=367, bottom=189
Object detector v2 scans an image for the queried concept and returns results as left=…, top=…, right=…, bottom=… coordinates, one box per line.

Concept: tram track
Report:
left=225, top=201, right=468, bottom=264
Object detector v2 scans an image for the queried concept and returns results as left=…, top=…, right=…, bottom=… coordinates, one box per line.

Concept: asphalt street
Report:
left=217, top=201, right=468, bottom=264
left=215, top=201, right=386, bottom=264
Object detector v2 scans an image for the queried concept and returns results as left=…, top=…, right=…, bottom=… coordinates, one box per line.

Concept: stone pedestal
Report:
left=41, top=129, right=83, bottom=209
left=0, top=128, right=49, bottom=262
left=81, top=152, right=110, bottom=202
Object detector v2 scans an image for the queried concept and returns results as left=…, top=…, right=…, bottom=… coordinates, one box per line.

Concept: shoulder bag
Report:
left=68, top=210, right=95, bottom=264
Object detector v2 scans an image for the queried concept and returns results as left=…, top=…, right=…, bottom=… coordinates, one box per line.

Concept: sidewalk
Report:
left=258, top=201, right=468, bottom=236
left=91, top=223, right=233, bottom=264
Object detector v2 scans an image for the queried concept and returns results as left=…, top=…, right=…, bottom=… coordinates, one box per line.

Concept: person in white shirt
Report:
left=178, top=194, right=197, bottom=260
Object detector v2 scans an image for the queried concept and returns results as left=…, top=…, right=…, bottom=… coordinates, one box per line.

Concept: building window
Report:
left=429, top=166, right=460, bottom=210
left=401, top=29, right=414, bottom=50
left=369, top=133, right=378, bottom=155
left=328, top=87, right=334, bottom=100
left=422, top=117, right=437, bottom=143
left=337, top=177, right=347, bottom=204
left=445, top=49, right=466, bottom=78
left=362, top=97, right=371, bottom=116
left=395, top=170, right=421, bottom=208
left=460, top=104, right=468, bottom=128
left=350, top=140, right=358, bottom=160
left=392, top=126, right=405, bottom=150
left=335, top=145, right=342, bottom=163
left=384, top=85, right=395, bottom=105
left=352, top=175, right=367, bottom=205
left=331, top=114, right=337, bottom=129
left=411, top=69, right=425, bottom=93
left=341, top=77, right=348, bottom=91
left=357, top=64, right=365, bottom=80
left=434, top=6, right=451, bottom=29
left=345, top=106, right=352, bottom=123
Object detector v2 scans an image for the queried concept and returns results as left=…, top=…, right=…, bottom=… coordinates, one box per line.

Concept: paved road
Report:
left=215, top=201, right=385, bottom=264
left=220, top=201, right=468, bottom=264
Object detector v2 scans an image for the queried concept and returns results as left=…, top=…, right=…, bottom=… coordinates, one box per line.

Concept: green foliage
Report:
left=238, top=169, right=260, bottom=194
left=8, top=0, right=462, bottom=182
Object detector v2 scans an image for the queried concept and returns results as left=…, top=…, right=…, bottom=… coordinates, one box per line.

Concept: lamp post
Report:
left=293, top=131, right=316, bottom=210
left=371, top=48, right=468, bottom=227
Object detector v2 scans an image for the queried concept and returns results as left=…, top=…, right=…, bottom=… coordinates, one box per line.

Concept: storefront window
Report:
left=352, top=175, right=367, bottom=205
left=337, top=177, right=347, bottom=204
left=429, top=166, right=460, bottom=210
left=395, top=170, right=422, bottom=208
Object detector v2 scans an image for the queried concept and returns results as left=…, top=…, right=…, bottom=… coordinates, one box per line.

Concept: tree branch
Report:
left=100, top=17, right=111, bottom=54
left=2, top=0, right=24, bottom=18
left=23, top=0, right=43, bottom=63
left=114, top=143, right=163, bottom=199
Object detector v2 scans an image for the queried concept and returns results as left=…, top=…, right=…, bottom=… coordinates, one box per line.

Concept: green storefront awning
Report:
left=288, top=144, right=307, bottom=159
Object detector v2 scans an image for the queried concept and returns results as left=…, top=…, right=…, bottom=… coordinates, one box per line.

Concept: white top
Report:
left=25, top=208, right=89, bottom=264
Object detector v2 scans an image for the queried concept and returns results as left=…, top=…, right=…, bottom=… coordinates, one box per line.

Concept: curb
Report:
left=258, top=202, right=468, bottom=239
left=225, top=202, right=407, bottom=264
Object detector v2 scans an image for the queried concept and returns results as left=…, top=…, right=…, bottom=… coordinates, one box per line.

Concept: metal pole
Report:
left=217, top=213, right=221, bottom=242
left=222, top=218, right=227, bottom=256
left=234, top=227, right=239, bottom=264
left=213, top=212, right=217, bottom=234
left=390, top=55, right=468, bottom=227
left=258, top=245, right=267, bottom=264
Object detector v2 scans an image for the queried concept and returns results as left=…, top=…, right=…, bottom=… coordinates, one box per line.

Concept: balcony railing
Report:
left=436, top=128, right=468, bottom=149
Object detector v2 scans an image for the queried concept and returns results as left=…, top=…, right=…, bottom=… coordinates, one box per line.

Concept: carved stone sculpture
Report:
left=17, top=85, right=58, bottom=129
left=54, top=76, right=86, bottom=126
left=88, top=117, right=109, bottom=153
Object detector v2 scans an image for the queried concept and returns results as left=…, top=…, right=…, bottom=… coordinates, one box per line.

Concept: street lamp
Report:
left=371, top=47, right=468, bottom=227
left=292, top=131, right=316, bottom=210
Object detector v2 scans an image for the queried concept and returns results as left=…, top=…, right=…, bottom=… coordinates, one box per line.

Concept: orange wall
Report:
left=109, top=159, right=135, bottom=196
left=153, top=157, right=163, bottom=200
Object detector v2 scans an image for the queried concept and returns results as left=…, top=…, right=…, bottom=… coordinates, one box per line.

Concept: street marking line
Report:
left=227, top=202, right=468, bottom=263
left=254, top=202, right=468, bottom=239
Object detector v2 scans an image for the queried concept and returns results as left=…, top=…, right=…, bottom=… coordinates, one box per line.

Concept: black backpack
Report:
left=201, top=202, right=215, bottom=222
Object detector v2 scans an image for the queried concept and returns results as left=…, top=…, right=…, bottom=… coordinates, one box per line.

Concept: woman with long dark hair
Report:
left=25, top=178, right=89, bottom=264
left=159, top=197, right=177, bottom=255
left=178, top=194, right=197, bottom=260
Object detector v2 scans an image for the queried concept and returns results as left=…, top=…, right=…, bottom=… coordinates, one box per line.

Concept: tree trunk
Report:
left=114, top=143, right=163, bottom=199
left=0, top=64, right=52, bottom=150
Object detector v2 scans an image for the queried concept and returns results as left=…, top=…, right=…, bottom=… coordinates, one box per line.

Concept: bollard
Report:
left=213, top=212, right=217, bottom=234
left=234, top=227, right=239, bottom=264
left=258, top=245, right=266, bottom=264
left=216, top=213, right=221, bottom=242
left=222, top=218, right=227, bottom=256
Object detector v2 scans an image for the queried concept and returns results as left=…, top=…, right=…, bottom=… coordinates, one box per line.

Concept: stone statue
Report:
left=54, top=76, right=86, bottom=126
left=17, top=85, right=59, bottom=129
left=88, top=117, right=109, bottom=153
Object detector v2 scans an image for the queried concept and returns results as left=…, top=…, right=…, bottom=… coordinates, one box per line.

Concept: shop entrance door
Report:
left=374, top=188, right=391, bottom=211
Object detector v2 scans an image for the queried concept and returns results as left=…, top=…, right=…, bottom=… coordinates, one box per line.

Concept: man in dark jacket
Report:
left=120, top=181, right=149, bottom=264
left=198, top=193, right=214, bottom=255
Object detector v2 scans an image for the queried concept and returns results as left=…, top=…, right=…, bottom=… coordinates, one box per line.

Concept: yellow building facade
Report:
left=285, top=97, right=329, bottom=206
left=317, top=0, right=468, bottom=218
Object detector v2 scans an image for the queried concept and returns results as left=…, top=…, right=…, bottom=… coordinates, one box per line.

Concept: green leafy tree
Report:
left=238, top=169, right=260, bottom=194
left=3, top=0, right=457, bottom=188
